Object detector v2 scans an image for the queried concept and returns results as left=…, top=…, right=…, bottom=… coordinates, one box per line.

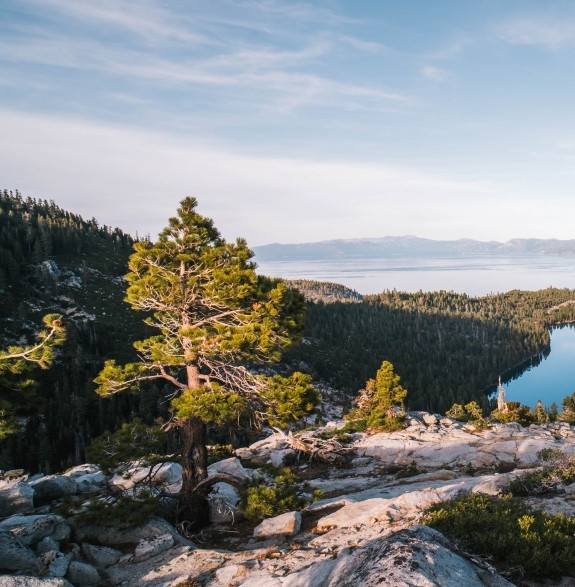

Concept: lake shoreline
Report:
left=255, top=254, right=575, bottom=297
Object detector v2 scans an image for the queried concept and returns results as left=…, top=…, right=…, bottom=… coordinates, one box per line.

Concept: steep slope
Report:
left=0, top=190, right=159, bottom=473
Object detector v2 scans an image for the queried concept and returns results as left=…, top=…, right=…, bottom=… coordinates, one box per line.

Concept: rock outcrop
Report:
left=3, top=415, right=575, bottom=586
left=323, top=525, right=513, bottom=587
left=0, top=482, right=35, bottom=518
left=253, top=511, right=302, bottom=538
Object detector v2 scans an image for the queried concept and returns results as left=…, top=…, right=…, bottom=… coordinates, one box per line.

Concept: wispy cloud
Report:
left=220, top=0, right=357, bottom=28
left=1, top=109, right=548, bottom=245
left=18, top=0, right=207, bottom=45
left=426, top=36, right=474, bottom=61
left=0, top=12, right=407, bottom=117
left=496, top=17, right=575, bottom=47
left=337, top=35, right=389, bottom=54
left=420, top=66, right=450, bottom=82
left=1, top=0, right=407, bottom=117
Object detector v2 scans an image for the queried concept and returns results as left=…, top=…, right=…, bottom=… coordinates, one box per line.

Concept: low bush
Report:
left=207, top=444, right=234, bottom=465
left=445, top=401, right=489, bottom=430
left=395, top=460, right=422, bottom=479
left=508, top=456, right=575, bottom=497
left=490, top=402, right=534, bottom=427
left=537, top=448, right=567, bottom=463
left=240, top=467, right=322, bottom=520
left=87, top=419, right=166, bottom=474
left=423, top=492, right=575, bottom=579
left=57, top=490, right=162, bottom=530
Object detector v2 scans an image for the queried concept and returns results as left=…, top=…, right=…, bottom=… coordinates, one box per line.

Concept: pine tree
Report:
left=94, top=197, right=316, bottom=526
left=0, top=314, right=66, bottom=439
left=347, top=360, right=407, bottom=430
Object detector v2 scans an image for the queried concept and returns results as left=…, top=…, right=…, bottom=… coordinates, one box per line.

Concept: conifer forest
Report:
left=2, top=189, right=575, bottom=474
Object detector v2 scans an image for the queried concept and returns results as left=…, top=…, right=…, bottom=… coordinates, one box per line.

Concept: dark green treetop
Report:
left=347, top=360, right=407, bottom=430
left=0, top=313, right=66, bottom=439
left=94, top=197, right=317, bottom=524
left=95, top=197, right=315, bottom=426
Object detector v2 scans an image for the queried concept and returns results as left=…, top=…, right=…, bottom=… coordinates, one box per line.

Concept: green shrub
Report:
left=423, top=492, right=575, bottom=579
left=508, top=457, right=575, bottom=497
left=346, top=361, right=407, bottom=432
left=207, top=444, right=234, bottom=465
left=240, top=467, right=321, bottom=520
left=87, top=419, right=166, bottom=474
left=445, top=401, right=489, bottom=429
left=537, top=448, right=566, bottom=463
left=445, top=403, right=467, bottom=421
left=369, top=413, right=406, bottom=432
left=490, top=402, right=534, bottom=426
left=395, top=460, right=422, bottom=479
left=464, top=401, right=490, bottom=430
left=57, top=491, right=162, bottom=530
left=559, top=393, right=575, bottom=424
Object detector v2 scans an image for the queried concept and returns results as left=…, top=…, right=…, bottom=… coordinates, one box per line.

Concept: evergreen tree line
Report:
left=0, top=190, right=161, bottom=473
left=284, top=287, right=575, bottom=414
left=0, top=189, right=133, bottom=285
left=285, top=279, right=362, bottom=303
left=3, top=190, right=575, bottom=473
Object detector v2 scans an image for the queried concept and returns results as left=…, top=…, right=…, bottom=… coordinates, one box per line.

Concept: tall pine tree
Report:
left=95, top=197, right=316, bottom=526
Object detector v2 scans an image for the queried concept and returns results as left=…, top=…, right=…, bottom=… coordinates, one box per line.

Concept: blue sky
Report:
left=2, top=0, right=575, bottom=245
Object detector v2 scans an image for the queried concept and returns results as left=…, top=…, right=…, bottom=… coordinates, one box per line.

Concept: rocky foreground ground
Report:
left=3, top=413, right=575, bottom=586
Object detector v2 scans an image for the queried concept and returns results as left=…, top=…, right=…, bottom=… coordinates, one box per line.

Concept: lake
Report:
left=495, top=325, right=575, bottom=410
left=255, top=254, right=575, bottom=410
left=255, top=255, right=575, bottom=297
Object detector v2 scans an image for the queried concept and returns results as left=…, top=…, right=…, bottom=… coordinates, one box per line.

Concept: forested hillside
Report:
left=284, top=279, right=362, bottom=303
left=285, top=287, right=575, bottom=414
left=3, top=190, right=575, bottom=474
left=0, top=190, right=163, bottom=473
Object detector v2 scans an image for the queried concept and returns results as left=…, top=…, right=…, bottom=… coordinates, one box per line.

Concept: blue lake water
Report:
left=497, top=325, right=575, bottom=410
left=255, top=255, right=575, bottom=297
left=254, top=254, right=575, bottom=410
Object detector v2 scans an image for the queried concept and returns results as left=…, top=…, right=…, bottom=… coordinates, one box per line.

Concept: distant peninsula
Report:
left=253, top=236, right=575, bottom=261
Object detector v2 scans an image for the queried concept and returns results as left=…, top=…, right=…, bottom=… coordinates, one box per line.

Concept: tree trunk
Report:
left=179, top=415, right=210, bottom=527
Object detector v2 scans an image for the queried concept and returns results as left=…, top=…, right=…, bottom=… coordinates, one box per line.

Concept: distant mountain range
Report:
left=253, top=237, right=575, bottom=261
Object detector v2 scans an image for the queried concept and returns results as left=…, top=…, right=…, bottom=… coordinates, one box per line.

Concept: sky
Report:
left=2, top=0, right=575, bottom=245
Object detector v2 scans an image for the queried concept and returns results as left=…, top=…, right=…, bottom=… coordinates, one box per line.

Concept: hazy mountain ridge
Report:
left=254, top=236, right=575, bottom=261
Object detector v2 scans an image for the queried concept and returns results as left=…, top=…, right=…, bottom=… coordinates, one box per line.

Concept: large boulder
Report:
left=253, top=511, right=302, bottom=538
left=325, top=525, right=513, bottom=587
left=208, top=481, right=242, bottom=524
left=0, top=529, right=39, bottom=573
left=133, top=533, right=174, bottom=562
left=314, top=483, right=466, bottom=533
left=269, top=448, right=297, bottom=467
left=35, top=536, right=61, bottom=554
left=81, top=542, right=123, bottom=568
left=0, top=578, right=72, bottom=587
left=207, top=458, right=252, bottom=524
left=0, top=482, right=34, bottom=518
left=422, top=413, right=439, bottom=426
left=109, top=462, right=182, bottom=491
left=72, top=515, right=192, bottom=548
left=207, top=457, right=252, bottom=482
left=0, top=514, right=71, bottom=547
left=354, top=422, right=573, bottom=472
left=63, top=465, right=107, bottom=494
left=65, top=561, right=100, bottom=586
left=30, top=475, right=76, bottom=503
left=234, top=434, right=288, bottom=465
left=38, top=550, right=71, bottom=578
left=62, top=464, right=100, bottom=478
